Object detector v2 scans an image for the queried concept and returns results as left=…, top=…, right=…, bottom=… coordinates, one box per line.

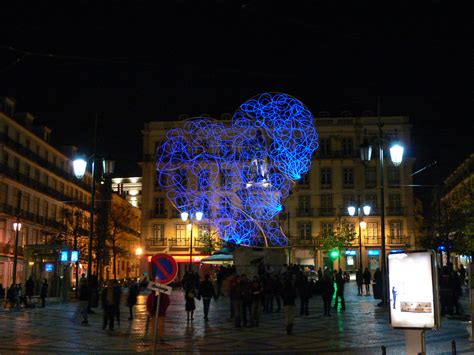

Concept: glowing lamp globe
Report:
left=363, top=205, right=371, bottom=216
left=389, top=143, right=404, bottom=166
left=73, top=158, right=87, bottom=179
left=180, top=212, right=189, bottom=222
left=347, top=206, right=356, bottom=217
left=195, top=211, right=204, bottom=221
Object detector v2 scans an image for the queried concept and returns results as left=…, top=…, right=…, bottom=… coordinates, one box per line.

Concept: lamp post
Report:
left=135, top=247, right=143, bottom=278
left=348, top=197, right=371, bottom=271
left=12, top=219, right=22, bottom=286
left=73, top=156, right=114, bottom=280
left=359, top=103, right=404, bottom=307
left=181, top=211, right=203, bottom=271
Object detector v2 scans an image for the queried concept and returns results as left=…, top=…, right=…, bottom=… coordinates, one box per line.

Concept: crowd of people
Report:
left=0, top=276, right=48, bottom=310
left=439, top=263, right=467, bottom=316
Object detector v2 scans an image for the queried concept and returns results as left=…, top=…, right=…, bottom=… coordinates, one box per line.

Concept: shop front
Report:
left=367, top=249, right=380, bottom=271
left=344, top=250, right=357, bottom=272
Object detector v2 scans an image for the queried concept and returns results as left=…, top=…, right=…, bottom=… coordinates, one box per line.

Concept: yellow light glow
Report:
left=359, top=221, right=367, bottom=229
left=130, top=177, right=139, bottom=183
left=28, top=261, right=34, bottom=266
left=129, top=189, right=139, bottom=196
left=187, top=223, right=192, bottom=231
left=135, top=247, right=143, bottom=256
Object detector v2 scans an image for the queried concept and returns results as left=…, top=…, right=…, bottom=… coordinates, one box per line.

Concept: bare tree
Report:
left=107, top=203, right=132, bottom=280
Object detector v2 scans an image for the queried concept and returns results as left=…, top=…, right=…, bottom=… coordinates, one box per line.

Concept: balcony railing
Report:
left=170, top=237, right=188, bottom=247
left=150, top=210, right=168, bottom=218
left=386, top=207, right=405, bottom=216
left=388, top=235, right=410, bottom=245
left=145, top=238, right=166, bottom=247
left=364, top=236, right=381, bottom=244
left=319, top=208, right=335, bottom=217
left=0, top=132, right=90, bottom=191
left=296, top=208, right=315, bottom=217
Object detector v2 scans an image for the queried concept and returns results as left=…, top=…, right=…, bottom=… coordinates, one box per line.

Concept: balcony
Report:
left=150, top=210, right=168, bottom=219
left=0, top=242, right=24, bottom=256
left=170, top=237, right=188, bottom=247
left=145, top=238, right=166, bottom=247
left=319, top=208, right=335, bottom=217
left=388, top=235, right=410, bottom=245
left=296, top=208, right=315, bottom=217
left=386, top=207, right=405, bottom=216
left=364, top=236, right=381, bottom=245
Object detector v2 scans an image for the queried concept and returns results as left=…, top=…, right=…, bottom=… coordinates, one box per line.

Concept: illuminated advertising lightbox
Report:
left=388, top=250, right=440, bottom=329
left=45, top=263, right=54, bottom=272
left=60, top=250, right=68, bottom=262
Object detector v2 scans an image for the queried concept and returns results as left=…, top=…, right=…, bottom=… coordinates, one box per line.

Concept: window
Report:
left=342, top=167, right=354, bottom=187
left=197, top=225, right=210, bottom=246
left=175, top=224, right=188, bottom=246
left=121, top=260, right=125, bottom=271
left=298, top=223, right=312, bottom=240
left=389, top=194, right=401, bottom=208
left=342, top=138, right=353, bottom=156
left=321, top=223, right=333, bottom=236
left=151, top=224, right=165, bottom=245
left=198, top=170, right=210, bottom=191
left=298, top=195, right=311, bottom=211
left=343, top=223, right=355, bottom=232
left=343, top=194, right=355, bottom=211
left=13, top=157, right=19, bottom=171
left=319, top=138, right=331, bottom=156
left=221, top=170, right=232, bottom=190
left=220, top=197, right=231, bottom=216
left=42, top=200, right=48, bottom=218
left=367, top=223, right=378, bottom=240
left=299, top=173, right=310, bottom=187
left=154, top=197, right=166, bottom=217
left=0, top=183, right=7, bottom=204
left=365, top=194, right=378, bottom=212
left=321, top=194, right=333, bottom=210
left=390, top=222, right=402, bottom=238
left=0, top=219, right=5, bottom=243
left=22, top=193, right=30, bottom=212
left=365, top=167, right=376, bottom=188
left=388, top=167, right=400, bottom=187
left=320, top=168, right=332, bottom=188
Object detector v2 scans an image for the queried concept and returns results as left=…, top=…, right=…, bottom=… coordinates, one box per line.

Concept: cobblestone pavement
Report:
left=0, top=282, right=472, bottom=354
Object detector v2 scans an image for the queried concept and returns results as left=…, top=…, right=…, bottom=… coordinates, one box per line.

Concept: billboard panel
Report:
left=388, top=250, right=440, bottom=329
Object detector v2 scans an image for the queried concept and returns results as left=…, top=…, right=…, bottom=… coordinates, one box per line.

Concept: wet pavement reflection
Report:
left=0, top=282, right=472, bottom=354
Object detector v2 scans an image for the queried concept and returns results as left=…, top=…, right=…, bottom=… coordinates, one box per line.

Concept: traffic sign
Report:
left=151, top=253, right=178, bottom=285
left=147, top=281, right=172, bottom=295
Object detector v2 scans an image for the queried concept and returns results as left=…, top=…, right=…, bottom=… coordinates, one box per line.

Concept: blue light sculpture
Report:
left=156, top=93, right=319, bottom=247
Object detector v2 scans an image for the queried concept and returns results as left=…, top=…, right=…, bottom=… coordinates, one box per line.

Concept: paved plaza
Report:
left=0, top=282, right=472, bottom=354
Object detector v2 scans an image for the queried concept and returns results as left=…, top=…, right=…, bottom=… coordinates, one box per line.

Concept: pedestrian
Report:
left=6, top=284, right=17, bottom=310
left=229, top=275, right=243, bottom=327
left=113, top=280, right=122, bottom=326
left=333, top=270, right=346, bottom=311
left=25, top=276, right=34, bottom=306
left=264, top=275, right=274, bottom=313
left=241, top=274, right=253, bottom=326
left=78, top=274, right=89, bottom=324
left=317, top=267, right=323, bottom=281
left=273, top=275, right=282, bottom=312
left=296, top=273, right=311, bottom=316
left=101, top=280, right=119, bottom=330
left=356, top=269, right=363, bottom=296
left=250, top=276, right=262, bottom=327
left=321, top=270, right=334, bottom=316
left=0, top=283, right=4, bottom=300
left=199, top=274, right=216, bottom=321
left=459, top=264, right=466, bottom=286
left=185, top=285, right=196, bottom=322
left=363, top=267, right=371, bottom=295
left=127, top=279, right=138, bottom=320
left=40, top=279, right=48, bottom=308
left=146, top=291, right=171, bottom=342
left=16, top=284, right=23, bottom=309
left=281, top=277, right=296, bottom=335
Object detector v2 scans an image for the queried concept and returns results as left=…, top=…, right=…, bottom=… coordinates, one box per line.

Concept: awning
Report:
left=201, top=254, right=233, bottom=265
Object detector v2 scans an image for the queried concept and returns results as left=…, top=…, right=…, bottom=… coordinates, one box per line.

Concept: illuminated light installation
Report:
left=156, top=93, right=319, bottom=247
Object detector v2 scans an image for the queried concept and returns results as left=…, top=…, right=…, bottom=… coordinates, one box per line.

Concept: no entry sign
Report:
left=151, top=253, right=178, bottom=285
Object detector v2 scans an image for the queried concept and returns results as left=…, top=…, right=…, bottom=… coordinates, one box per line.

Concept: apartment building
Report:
left=142, top=112, right=418, bottom=276
left=0, top=97, right=92, bottom=294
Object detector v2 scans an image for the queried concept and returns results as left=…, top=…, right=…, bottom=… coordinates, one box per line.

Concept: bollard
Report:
left=381, top=345, right=386, bottom=355
left=451, top=339, right=457, bottom=355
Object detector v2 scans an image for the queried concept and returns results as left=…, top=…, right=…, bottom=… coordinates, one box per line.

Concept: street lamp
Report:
left=360, top=109, right=404, bottom=307
left=181, top=211, right=203, bottom=270
left=73, top=156, right=114, bottom=280
left=12, top=220, right=22, bottom=286
left=348, top=199, right=371, bottom=271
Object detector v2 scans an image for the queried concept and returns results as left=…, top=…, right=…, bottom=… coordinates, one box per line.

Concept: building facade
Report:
left=0, top=97, right=92, bottom=295
left=111, top=176, right=142, bottom=208
left=142, top=113, right=418, bottom=276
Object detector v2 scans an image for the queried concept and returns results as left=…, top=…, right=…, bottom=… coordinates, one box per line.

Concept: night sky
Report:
left=0, top=1, right=471, bottom=190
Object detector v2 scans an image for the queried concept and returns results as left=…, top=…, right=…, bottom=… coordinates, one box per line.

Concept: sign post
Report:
left=149, top=254, right=177, bottom=354
left=388, top=250, right=440, bottom=355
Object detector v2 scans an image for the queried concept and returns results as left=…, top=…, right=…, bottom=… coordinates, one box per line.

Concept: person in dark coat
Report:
left=356, top=269, right=363, bottom=296
left=229, top=275, right=243, bottom=327
left=185, top=285, right=197, bottom=322
left=297, top=274, right=311, bottom=316
left=40, top=279, right=48, bottom=308
left=241, top=274, right=253, bottom=326
left=333, top=270, right=346, bottom=311
left=113, top=280, right=122, bottom=326
left=101, top=280, right=120, bottom=330
left=459, top=264, right=467, bottom=286
left=199, top=274, right=216, bottom=320
left=264, top=276, right=274, bottom=313
left=78, top=274, right=90, bottom=324
left=250, top=276, right=263, bottom=327
left=281, top=277, right=297, bottom=335
left=127, top=280, right=139, bottom=320
left=363, top=268, right=371, bottom=295
left=25, top=276, right=34, bottom=306
left=317, top=267, right=323, bottom=281
left=321, top=270, right=334, bottom=316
